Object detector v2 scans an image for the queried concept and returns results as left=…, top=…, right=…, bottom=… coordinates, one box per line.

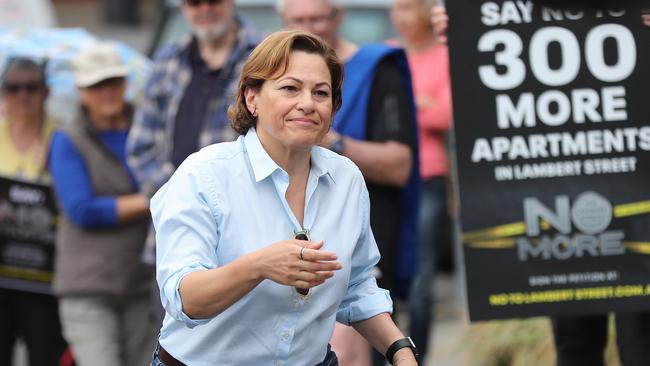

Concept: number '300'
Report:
left=478, top=25, right=636, bottom=90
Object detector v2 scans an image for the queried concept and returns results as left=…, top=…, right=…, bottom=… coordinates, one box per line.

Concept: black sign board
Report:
left=0, top=176, right=57, bottom=294
left=447, top=0, right=650, bottom=320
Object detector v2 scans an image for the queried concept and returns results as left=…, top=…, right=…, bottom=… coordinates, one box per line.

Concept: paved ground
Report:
left=428, top=272, right=471, bottom=366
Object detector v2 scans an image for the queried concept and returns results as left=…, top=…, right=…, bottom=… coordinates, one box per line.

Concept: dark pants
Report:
left=150, top=275, right=166, bottom=340
left=552, top=312, right=650, bottom=366
left=409, top=177, right=449, bottom=360
left=316, top=345, right=339, bottom=366
left=150, top=343, right=338, bottom=366
left=0, top=288, right=68, bottom=366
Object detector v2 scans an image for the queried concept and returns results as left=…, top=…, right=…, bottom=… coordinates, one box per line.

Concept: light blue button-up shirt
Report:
left=151, top=128, right=392, bottom=366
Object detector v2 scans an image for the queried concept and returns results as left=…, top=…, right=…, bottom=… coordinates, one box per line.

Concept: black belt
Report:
left=157, top=343, right=336, bottom=366
left=158, top=343, right=186, bottom=366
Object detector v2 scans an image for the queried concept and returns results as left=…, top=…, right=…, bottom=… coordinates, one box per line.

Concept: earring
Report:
left=250, top=106, right=257, bottom=117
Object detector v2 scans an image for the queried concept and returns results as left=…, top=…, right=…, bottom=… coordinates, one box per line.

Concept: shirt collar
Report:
left=229, top=15, right=264, bottom=65
left=244, top=128, right=336, bottom=184
left=310, top=146, right=336, bottom=184
left=188, top=38, right=208, bottom=70
left=235, top=14, right=265, bottom=47
left=244, top=128, right=280, bottom=182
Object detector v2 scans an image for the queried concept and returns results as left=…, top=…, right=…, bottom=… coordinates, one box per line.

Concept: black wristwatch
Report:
left=385, top=337, right=418, bottom=365
left=329, top=134, right=345, bottom=155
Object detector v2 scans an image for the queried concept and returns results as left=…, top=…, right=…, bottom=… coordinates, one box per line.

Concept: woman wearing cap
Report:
left=0, top=58, right=70, bottom=366
left=149, top=30, right=420, bottom=366
left=48, top=43, right=153, bottom=366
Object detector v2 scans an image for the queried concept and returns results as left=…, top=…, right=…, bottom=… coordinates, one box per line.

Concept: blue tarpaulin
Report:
left=0, top=27, right=151, bottom=124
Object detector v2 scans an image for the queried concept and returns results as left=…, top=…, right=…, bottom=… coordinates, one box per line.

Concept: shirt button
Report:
left=282, top=332, right=290, bottom=340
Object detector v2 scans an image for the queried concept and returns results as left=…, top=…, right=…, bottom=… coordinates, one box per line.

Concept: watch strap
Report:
left=385, top=337, right=418, bottom=365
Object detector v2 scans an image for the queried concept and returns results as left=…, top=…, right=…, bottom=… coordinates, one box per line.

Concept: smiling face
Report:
left=245, top=51, right=333, bottom=155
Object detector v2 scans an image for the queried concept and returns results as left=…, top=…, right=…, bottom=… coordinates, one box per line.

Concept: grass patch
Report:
left=453, top=315, right=620, bottom=366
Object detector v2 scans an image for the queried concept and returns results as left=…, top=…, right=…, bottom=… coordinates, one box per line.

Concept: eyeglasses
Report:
left=294, top=229, right=310, bottom=296
left=2, top=82, right=43, bottom=95
left=285, top=9, right=337, bottom=28
left=184, top=0, right=224, bottom=7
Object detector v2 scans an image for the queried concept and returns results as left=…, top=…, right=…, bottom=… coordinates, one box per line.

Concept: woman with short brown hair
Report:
left=150, top=30, right=419, bottom=366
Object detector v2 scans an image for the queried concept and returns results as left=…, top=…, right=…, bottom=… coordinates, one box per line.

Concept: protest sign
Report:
left=0, top=176, right=57, bottom=294
left=448, top=0, right=650, bottom=320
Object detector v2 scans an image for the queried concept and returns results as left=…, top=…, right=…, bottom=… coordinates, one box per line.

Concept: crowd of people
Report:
left=0, top=0, right=452, bottom=365
left=6, top=0, right=649, bottom=365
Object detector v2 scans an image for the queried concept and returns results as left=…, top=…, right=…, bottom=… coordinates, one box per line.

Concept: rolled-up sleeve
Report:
left=150, top=159, right=221, bottom=328
left=336, top=181, right=393, bottom=325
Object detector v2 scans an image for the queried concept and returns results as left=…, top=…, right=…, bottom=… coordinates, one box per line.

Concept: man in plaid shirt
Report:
left=126, top=0, right=261, bottom=334
left=127, top=0, right=261, bottom=200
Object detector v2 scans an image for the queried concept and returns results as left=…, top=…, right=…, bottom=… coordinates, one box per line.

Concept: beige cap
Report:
left=71, top=42, right=128, bottom=88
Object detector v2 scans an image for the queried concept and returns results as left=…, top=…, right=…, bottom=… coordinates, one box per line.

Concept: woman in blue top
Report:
left=48, top=43, right=153, bottom=366
left=150, top=30, right=420, bottom=366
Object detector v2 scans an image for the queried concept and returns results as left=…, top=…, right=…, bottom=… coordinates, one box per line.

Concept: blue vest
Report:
left=334, top=44, right=420, bottom=297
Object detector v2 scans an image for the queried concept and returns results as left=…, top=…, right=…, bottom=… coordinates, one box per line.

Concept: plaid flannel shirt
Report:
left=127, top=18, right=262, bottom=198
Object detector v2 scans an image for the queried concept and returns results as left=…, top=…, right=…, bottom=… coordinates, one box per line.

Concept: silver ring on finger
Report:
left=299, top=247, right=306, bottom=261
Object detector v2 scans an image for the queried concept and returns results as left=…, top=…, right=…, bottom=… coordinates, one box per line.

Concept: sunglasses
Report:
left=294, top=229, right=310, bottom=295
left=184, top=0, right=224, bottom=6
left=2, top=82, right=43, bottom=95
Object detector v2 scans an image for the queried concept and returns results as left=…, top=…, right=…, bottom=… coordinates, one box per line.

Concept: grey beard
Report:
left=193, top=20, right=233, bottom=43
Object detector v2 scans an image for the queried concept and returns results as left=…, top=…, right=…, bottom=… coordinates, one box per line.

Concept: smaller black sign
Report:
left=0, top=176, right=57, bottom=294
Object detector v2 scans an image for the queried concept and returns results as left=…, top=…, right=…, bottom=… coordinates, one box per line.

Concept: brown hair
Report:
left=1, top=57, right=47, bottom=88
left=228, top=30, right=343, bottom=135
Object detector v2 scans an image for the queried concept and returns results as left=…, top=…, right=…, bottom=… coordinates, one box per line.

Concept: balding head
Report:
left=277, top=0, right=344, bottom=48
